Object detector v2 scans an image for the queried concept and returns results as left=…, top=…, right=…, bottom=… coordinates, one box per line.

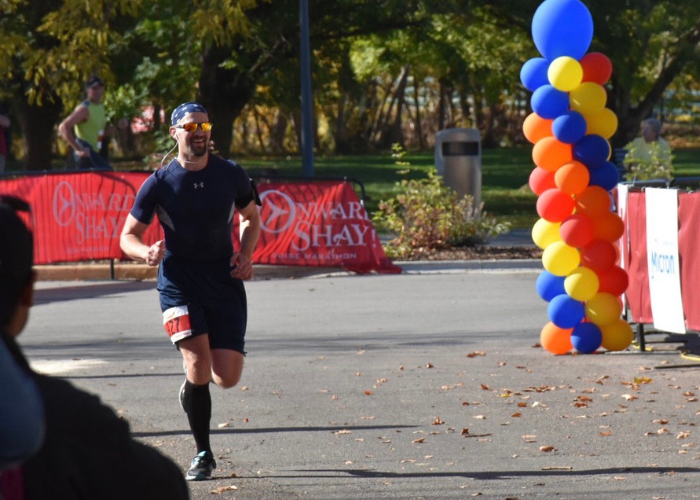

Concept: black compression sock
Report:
left=183, top=380, right=212, bottom=453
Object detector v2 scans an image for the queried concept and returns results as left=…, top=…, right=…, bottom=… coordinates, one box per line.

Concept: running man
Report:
left=120, top=102, right=261, bottom=481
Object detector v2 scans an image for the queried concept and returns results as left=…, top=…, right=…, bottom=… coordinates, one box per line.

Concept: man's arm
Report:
left=0, top=114, right=10, bottom=129
left=58, top=105, right=90, bottom=157
left=230, top=200, right=260, bottom=280
left=120, top=214, right=164, bottom=266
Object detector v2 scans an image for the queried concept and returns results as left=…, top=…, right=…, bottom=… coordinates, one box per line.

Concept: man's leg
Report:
left=211, top=349, right=245, bottom=389
left=178, top=335, right=213, bottom=454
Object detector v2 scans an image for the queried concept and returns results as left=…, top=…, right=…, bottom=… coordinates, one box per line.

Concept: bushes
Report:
left=372, top=168, right=510, bottom=260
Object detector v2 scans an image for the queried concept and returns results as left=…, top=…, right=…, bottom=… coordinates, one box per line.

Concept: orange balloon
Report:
left=540, top=321, right=573, bottom=355
left=532, top=137, right=573, bottom=172
left=555, top=161, right=590, bottom=195
left=523, top=113, right=553, bottom=144
left=592, top=211, right=625, bottom=242
left=529, top=167, right=556, bottom=196
left=537, top=188, right=575, bottom=223
left=575, top=186, right=611, bottom=217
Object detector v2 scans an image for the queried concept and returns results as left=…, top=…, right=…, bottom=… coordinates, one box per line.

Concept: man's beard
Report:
left=189, top=139, right=208, bottom=157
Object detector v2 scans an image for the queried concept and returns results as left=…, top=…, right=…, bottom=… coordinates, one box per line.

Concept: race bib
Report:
left=163, top=306, right=192, bottom=343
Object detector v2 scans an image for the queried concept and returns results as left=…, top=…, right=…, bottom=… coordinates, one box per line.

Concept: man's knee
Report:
left=213, top=372, right=241, bottom=389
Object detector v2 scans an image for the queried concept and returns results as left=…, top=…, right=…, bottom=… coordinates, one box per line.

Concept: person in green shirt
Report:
left=58, top=75, right=112, bottom=170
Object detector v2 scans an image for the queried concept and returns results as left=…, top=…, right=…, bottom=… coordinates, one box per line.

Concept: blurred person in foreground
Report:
left=120, top=102, right=261, bottom=481
left=0, top=196, right=189, bottom=499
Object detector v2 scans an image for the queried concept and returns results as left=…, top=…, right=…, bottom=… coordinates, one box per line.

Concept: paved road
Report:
left=19, top=269, right=700, bottom=499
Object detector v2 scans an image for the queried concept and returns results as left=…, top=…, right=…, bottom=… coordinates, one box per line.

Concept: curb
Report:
left=34, top=259, right=542, bottom=282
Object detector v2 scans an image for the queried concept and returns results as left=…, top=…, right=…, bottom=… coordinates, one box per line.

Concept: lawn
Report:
left=242, top=146, right=700, bottom=230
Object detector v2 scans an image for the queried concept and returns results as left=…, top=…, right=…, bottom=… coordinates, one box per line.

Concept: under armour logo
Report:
left=194, top=182, right=204, bottom=189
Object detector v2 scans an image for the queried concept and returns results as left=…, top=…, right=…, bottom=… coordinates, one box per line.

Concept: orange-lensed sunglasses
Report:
left=175, top=122, right=212, bottom=133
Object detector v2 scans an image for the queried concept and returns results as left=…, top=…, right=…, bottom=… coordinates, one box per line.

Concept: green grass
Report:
left=241, top=146, right=700, bottom=230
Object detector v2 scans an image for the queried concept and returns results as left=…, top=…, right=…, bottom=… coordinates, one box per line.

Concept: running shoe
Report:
left=179, top=379, right=187, bottom=412
left=186, top=450, right=216, bottom=481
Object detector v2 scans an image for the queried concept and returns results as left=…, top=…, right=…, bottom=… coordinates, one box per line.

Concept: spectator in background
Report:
left=58, top=75, right=112, bottom=170
left=623, top=117, right=673, bottom=180
left=0, top=196, right=189, bottom=499
left=0, top=112, right=9, bottom=174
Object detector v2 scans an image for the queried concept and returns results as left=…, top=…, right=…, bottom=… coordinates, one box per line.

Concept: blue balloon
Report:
left=531, top=85, right=570, bottom=120
left=521, top=57, right=550, bottom=92
left=552, top=111, right=587, bottom=144
left=532, top=0, right=594, bottom=60
left=573, top=134, right=610, bottom=168
left=571, top=322, right=602, bottom=353
left=588, top=161, right=620, bottom=191
left=536, top=271, right=567, bottom=302
left=548, top=294, right=585, bottom=329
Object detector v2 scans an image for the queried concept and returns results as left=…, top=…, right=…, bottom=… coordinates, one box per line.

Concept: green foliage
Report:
left=623, top=141, right=674, bottom=180
left=373, top=147, right=509, bottom=259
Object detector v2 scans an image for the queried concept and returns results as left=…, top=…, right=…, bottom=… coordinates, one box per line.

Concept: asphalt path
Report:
left=18, top=269, right=700, bottom=499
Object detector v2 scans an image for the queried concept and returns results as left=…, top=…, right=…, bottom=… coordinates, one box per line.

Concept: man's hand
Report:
left=230, top=252, right=253, bottom=280
left=146, top=240, right=165, bottom=266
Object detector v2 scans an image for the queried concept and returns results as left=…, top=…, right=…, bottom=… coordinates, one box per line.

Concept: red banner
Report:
left=0, top=172, right=400, bottom=274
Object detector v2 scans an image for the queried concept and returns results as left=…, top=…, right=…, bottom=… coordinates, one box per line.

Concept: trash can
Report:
left=435, top=128, right=482, bottom=214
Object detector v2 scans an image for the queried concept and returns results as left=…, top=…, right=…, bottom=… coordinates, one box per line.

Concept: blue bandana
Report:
left=171, top=102, right=208, bottom=126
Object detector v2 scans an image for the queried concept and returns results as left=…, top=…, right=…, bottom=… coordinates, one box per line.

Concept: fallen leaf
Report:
left=461, top=428, right=470, bottom=435
left=517, top=402, right=527, bottom=408
left=474, top=415, right=486, bottom=419
left=480, top=384, right=490, bottom=391
left=511, top=412, right=522, bottom=418
left=334, top=429, right=352, bottom=435
left=217, top=422, right=230, bottom=428
left=467, top=351, right=486, bottom=358
left=540, top=445, right=556, bottom=452
left=613, top=476, right=627, bottom=481
left=364, top=390, right=373, bottom=396
left=677, top=432, right=691, bottom=439
left=599, top=431, right=612, bottom=436
left=432, top=417, right=445, bottom=425
left=653, top=419, right=669, bottom=425
left=542, top=466, right=573, bottom=470
left=413, top=437, right=425, bottom=443
left=210, top=485, right=238, bottom=494
left=621, top=394, right=638, bottom=401
left=634, top=376, right=653, bottom=384
left=426, top=363, right=434, bottom=369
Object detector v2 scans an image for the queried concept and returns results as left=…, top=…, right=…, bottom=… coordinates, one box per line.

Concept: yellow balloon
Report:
left=532, top=218, right=562, bottom=250
left=564, top=267, right=599, bottom=301
left=570, top=82, right=607, bottom=116
left=542, top=241, right=580, bottom=276
left=548, top=56, right=584, bottom=92
left=600, top=319, right=634, bottom=351
left=584, top=108, right=618, bottom=139
left=585, top=292, right=622, bottom=326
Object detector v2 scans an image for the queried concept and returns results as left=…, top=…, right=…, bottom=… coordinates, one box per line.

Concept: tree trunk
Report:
left=197, top=45, right=256, bottom=158
left=17, top=95, right=62, bottom=171
left=413, top=81, right=424, bottom=150
left=268, top=110, right=288, bottom=154
left=378, top=65, right=410, bottom=149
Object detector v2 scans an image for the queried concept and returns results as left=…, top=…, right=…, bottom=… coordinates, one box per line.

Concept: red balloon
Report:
left=537, top=188, right=576, bottom=223
left=580, top=52, right=613, bottom=85
left=597, top=265, right=629, bottom=295
left=523, top=113, right=553, bottom=144
left=559, top=213, right=594, bottom=248
left=592, top=211, right=625, bottom=242
left=575, top=186, right=611, bottom=217
left=532, top=137, right=573, bottom=172
left=529, top=167, right=556, bottom=195
left=581, top=239, right=617, bottom=273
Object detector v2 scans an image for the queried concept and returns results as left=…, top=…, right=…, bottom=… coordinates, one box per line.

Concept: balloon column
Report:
left=522, top=0, right=634, bottom=354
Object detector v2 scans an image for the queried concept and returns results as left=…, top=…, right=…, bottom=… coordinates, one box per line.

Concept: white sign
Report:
left=645, top=188, right=686, bottom=334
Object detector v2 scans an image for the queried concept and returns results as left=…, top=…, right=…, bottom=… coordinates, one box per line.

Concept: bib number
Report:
left=163, top=306, right=192, bottom=343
